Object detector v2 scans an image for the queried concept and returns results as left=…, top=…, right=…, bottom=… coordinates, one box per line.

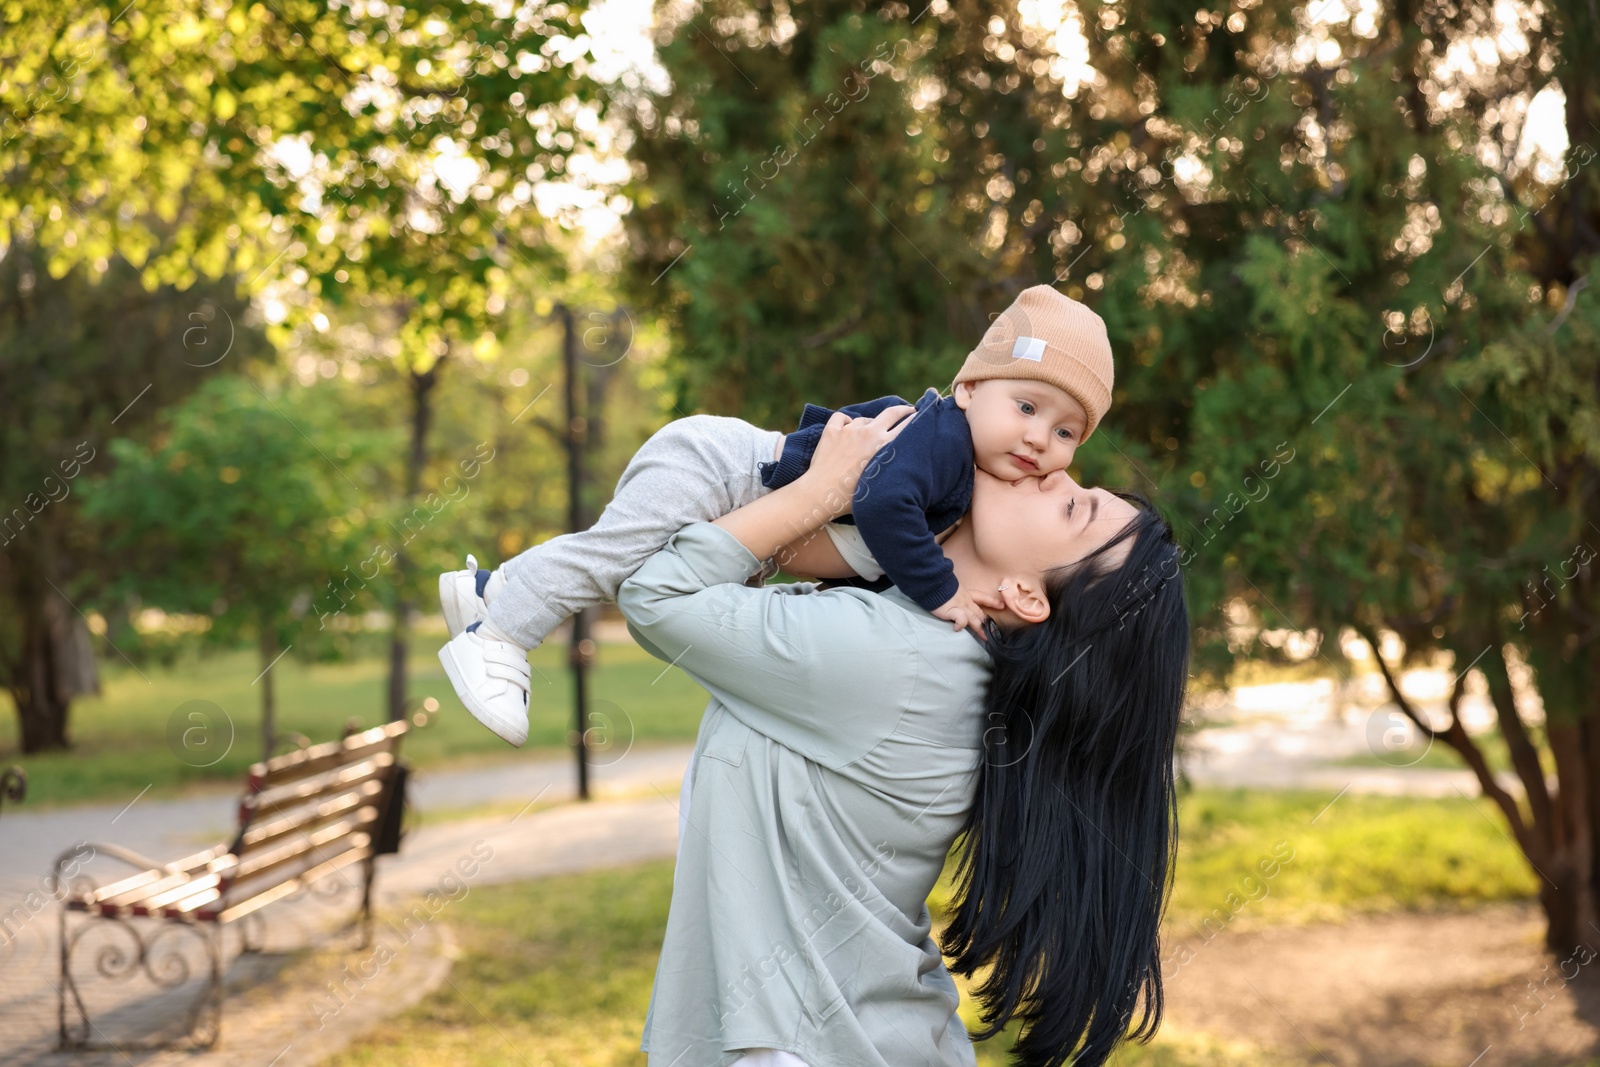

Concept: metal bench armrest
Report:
left=49, top=841, right=173, bottom=897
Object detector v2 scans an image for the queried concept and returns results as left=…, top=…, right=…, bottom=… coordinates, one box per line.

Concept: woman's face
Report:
left=967, top=464, right=1140, bottom=586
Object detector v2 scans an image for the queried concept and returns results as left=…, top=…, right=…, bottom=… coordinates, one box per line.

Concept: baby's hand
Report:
left=932, top=586, right=1007, bottom=641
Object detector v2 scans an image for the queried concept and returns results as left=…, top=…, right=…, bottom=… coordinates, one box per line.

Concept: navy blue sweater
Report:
left=757, top=387, right=973, bottom=612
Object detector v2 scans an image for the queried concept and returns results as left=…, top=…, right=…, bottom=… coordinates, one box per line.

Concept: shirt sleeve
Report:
left=849, top=407, right=962, bottom=613
left=616, top=521, right=924, bottom=766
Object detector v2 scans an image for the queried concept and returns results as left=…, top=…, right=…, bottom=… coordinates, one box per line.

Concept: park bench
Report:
left=50, top=717, right=417, bottom=1050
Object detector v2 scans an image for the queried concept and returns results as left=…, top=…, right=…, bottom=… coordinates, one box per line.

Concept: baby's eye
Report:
left=1056, top=427, right=1074, bottom=441
left=1017, top=400, right=1035, bottom=415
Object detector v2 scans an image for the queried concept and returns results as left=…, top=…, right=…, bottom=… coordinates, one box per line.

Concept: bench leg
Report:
left=192, top=923, right=223, bottom=1048
left=57, top=906, right=75, bottom=1048
left=239, top=911, right=267, bottom=955
left=358, top=854, right=376, bottom=950
left=56, top=911, right=224, bottom=1051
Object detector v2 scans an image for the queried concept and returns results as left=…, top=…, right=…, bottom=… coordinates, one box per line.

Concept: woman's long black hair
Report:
left=941, top=491, right=1190, bottom=1067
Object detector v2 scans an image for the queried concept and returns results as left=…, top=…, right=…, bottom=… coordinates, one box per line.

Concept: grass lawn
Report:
left=0, top=637, right=712, bottom=809
left=320, top=787, right=1538, bottom=1067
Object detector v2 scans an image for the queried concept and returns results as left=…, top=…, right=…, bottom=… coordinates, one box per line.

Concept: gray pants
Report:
left=485, top=414, right=785, bottom=649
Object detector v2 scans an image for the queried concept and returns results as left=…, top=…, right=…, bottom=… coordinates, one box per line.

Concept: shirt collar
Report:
left=877, top=585, right=996, bottom=658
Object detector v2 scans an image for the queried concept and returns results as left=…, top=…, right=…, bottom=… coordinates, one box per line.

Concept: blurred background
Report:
left=1, top=0, right=1598, bottom=1063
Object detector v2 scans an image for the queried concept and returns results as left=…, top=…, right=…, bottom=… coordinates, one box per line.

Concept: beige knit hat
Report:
left=950, top=285, right=1114, bottom=441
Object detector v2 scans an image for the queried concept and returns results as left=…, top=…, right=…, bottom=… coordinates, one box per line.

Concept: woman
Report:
left=617, top=406, right=1189, bottom=1067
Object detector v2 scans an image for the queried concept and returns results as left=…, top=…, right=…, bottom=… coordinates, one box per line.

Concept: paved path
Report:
left=0, top=741, right=695, bottom=886
left=1180, top=719, right=1531, bottom=798
left=0, top=743, right=694, bottom=1066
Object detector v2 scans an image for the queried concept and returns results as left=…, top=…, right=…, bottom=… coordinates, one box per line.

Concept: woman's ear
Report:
left=996, top=576, right=1051, bottom=626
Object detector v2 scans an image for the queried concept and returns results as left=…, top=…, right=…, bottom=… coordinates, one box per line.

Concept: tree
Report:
left=2, top=0, right=609, bottom=726
left=79, top=374, right=380, bottom=758
left=0, top=246, right=268, bottom=751
left=617, top=0, right=1600, bottom=1001
left=619, top=0, right=1008, bottom=426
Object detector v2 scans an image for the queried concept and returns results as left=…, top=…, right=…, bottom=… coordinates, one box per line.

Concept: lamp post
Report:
left=531, top=303, right=627, bottom=801
left=559, top=303, right=594, bottom=801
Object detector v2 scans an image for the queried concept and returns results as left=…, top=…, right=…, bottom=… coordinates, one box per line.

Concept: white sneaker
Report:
left=440, top=553, right=489, bottom=637
left=438, top=625, right=530, bottom=747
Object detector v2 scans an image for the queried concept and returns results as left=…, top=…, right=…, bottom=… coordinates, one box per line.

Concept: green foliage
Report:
left=0, top=244, right=273, bottom=748
left=0, top=0, right=606, bottom=367
left=621, top=3, right=1001, bottom=426
left=1, top=0, right=610, bottom=748
left=619, top=0, right=1600, bottom=697
left=78, top=373, right=385, bottom=655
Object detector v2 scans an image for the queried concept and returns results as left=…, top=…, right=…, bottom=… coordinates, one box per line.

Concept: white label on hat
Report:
left=1012, top=336, right=1047, bottom=362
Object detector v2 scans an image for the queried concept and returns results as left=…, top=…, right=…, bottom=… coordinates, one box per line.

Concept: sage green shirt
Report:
left=617, top=520, right=993, bottom=1067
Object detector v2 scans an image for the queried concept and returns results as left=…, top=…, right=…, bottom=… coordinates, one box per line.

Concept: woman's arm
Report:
left=615, top=405, right=923, bottom=764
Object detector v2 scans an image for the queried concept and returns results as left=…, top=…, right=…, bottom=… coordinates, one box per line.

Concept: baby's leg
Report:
left=484, top=414, right=785, bottom=649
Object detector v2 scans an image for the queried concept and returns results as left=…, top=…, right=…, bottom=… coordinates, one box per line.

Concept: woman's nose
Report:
left=1039, top=468, right=1072, bottom=490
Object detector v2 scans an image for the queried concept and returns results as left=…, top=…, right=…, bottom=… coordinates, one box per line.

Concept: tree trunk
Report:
left=11, top=621, right=70, bottom=752
left=8, top=582, right=95, bottom=753
left=1543, top=716, right=1597, bottom=954
left=387, top=602, right=410, bottom=722
left=259, top=628, right=277, bottom=761
left=1361, top=623, right=1600, bottom=953
left=388, top=361, right=441, bottom=722
left=1584, top=688, right=1600, bottom=953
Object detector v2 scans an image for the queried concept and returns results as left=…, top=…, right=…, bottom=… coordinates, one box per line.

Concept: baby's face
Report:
left=953, top=378, right=1089, bottom=482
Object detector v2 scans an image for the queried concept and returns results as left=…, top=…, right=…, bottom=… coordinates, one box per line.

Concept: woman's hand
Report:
left=798, top=406, right=917, bottom=520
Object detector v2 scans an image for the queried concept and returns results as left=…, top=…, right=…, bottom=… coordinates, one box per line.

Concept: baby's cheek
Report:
left=975, top=453, right=1024, bottom=482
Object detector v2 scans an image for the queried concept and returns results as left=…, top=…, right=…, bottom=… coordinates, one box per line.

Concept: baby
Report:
left=437, top=285, right=1114, bottom=745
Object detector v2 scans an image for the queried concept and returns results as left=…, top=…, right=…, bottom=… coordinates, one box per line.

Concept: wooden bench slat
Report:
left=159, top=886, right=221, bottom=918
left=233, top=813, right=374, bottom=886
left=248, top=753, right=394, bottom=817
left=137, top=872, right=228, bottom=913
left=218, top=833, right=370, bottom=916
left=250, top=736, right=397, bottom=794
left=247, top=721, right=409, bottom=791
left=81, top=868, right=172, bottom=907
left=88, top=861, right=234, bottom=918
left=238, top=782, right=381, bottom=852
left=82, top=845, right=230, bottom=906
left=210, top=843, right=372, bottom=924
left=94, top=856, right=237, bottom=911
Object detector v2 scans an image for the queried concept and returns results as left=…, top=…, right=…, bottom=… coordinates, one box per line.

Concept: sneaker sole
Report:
left=438, top=643, right=529, bottom=747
